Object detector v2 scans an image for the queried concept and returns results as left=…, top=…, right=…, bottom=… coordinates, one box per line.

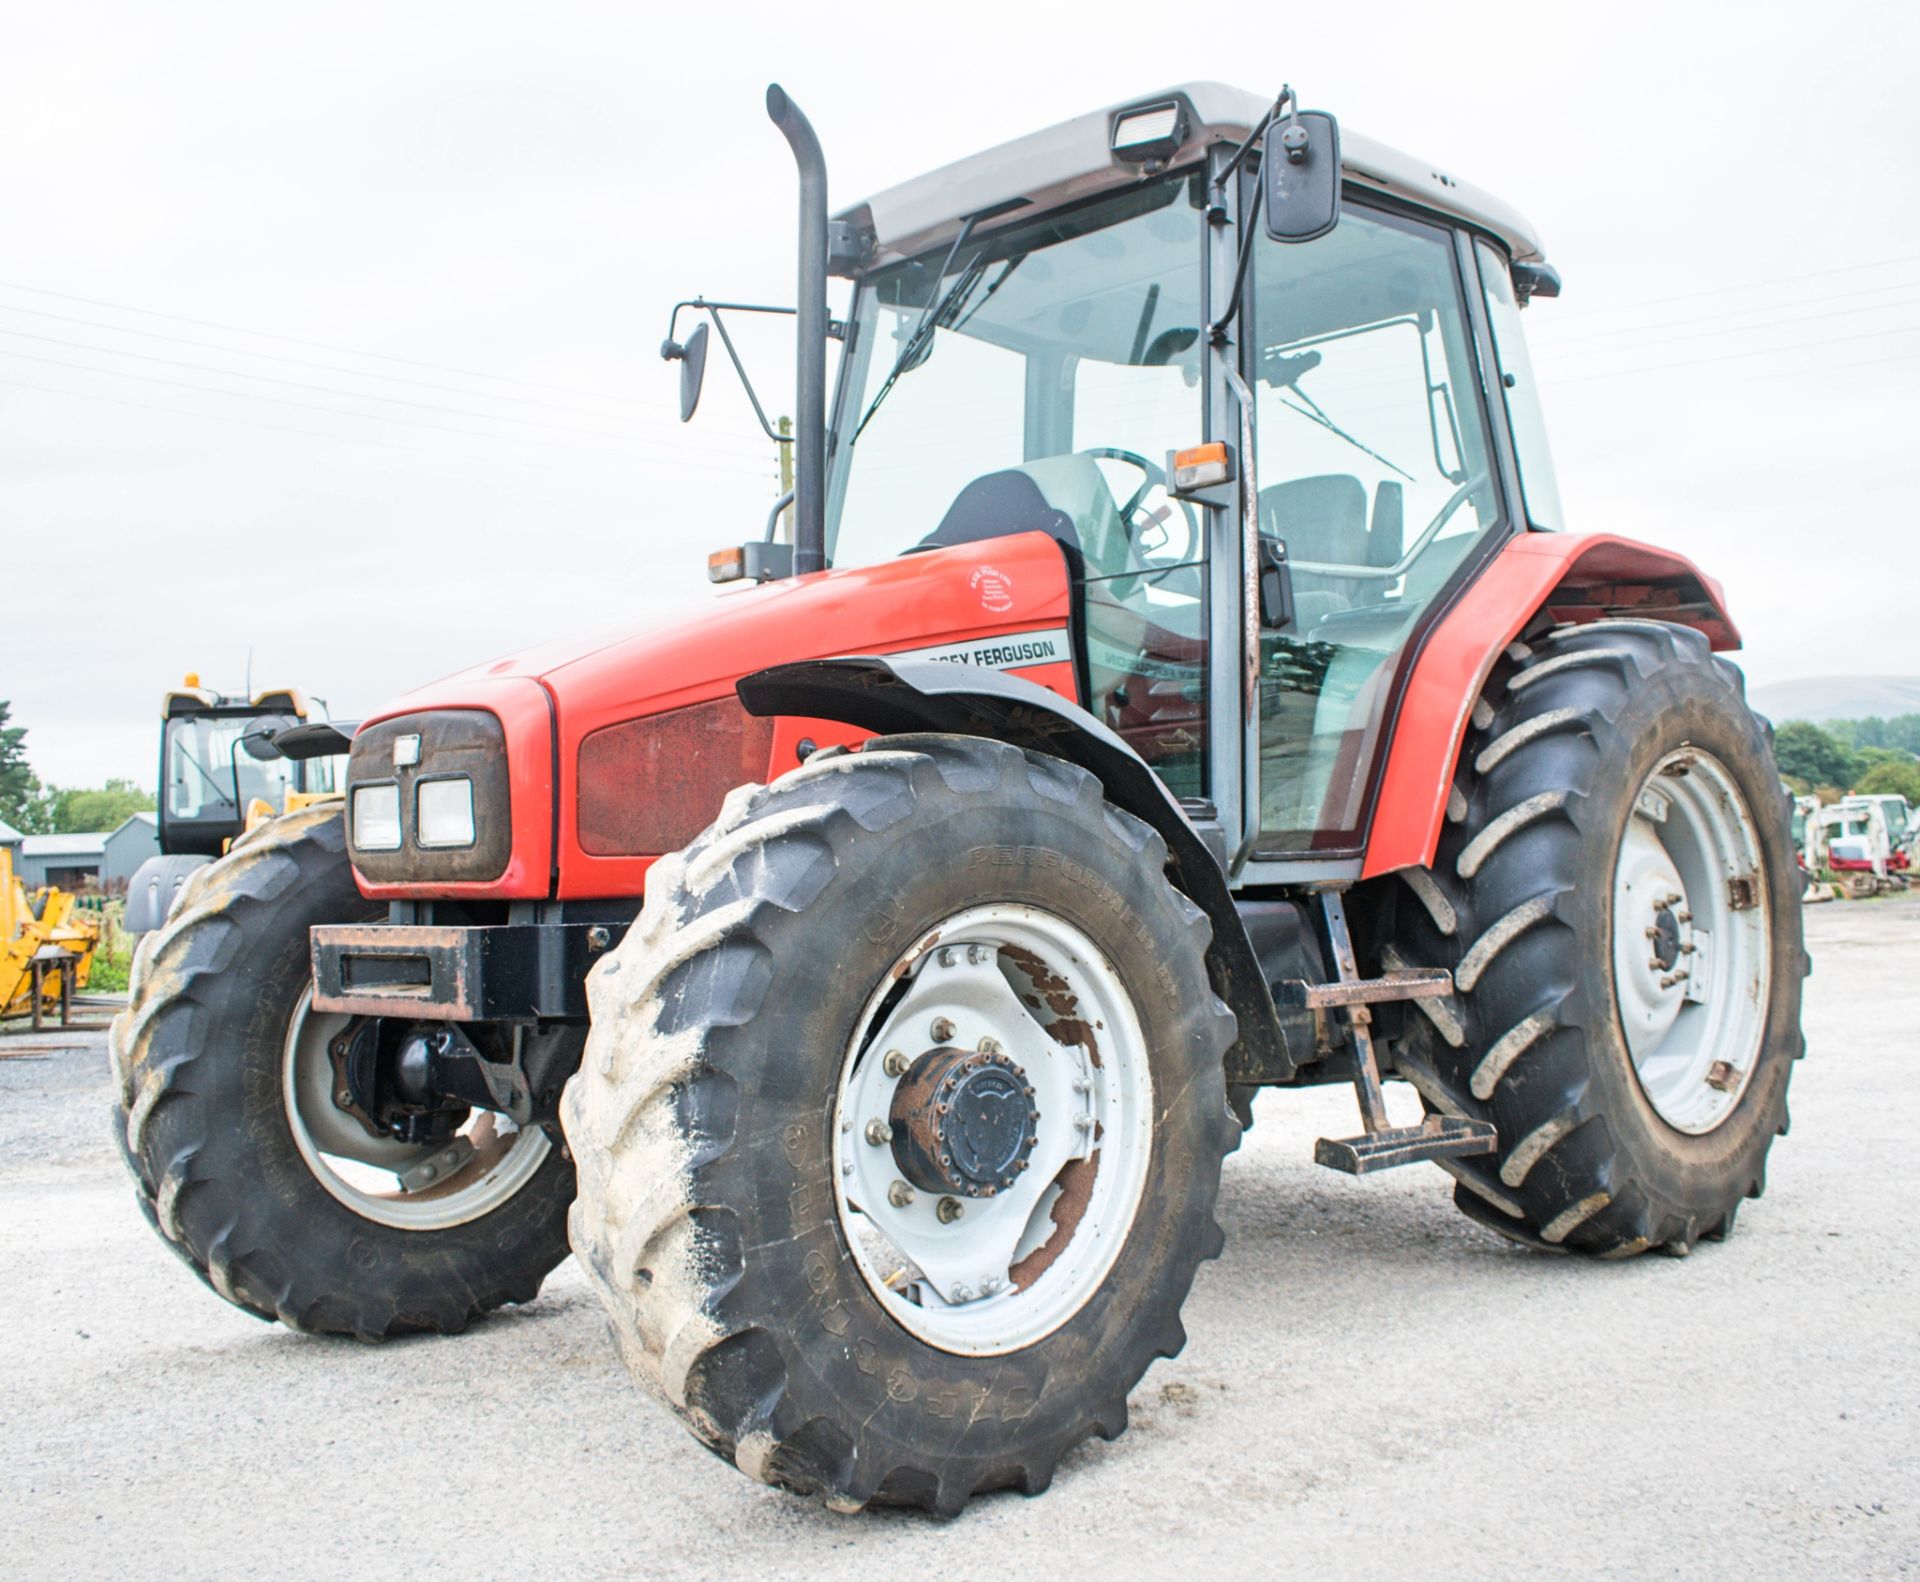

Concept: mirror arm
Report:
left=1207, top=180, right=1267, bottom=347
left=706, top=306, right=795, bottom=444
left=661, top=298, right=800, bottom=444
left=1204, top=87, right=1294, bottom=345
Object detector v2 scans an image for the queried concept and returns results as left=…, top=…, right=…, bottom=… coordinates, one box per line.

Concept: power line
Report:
left=0, top=346, right=770, bottom=469
left=0, top=300, right=674, bottom=420
left=0, top=374, right=653, bottom=485
left=1541, top=250, right=1920, bottom=323
left=0, top=326, right=764, bottom=455
left=1541, top=349, right=1920, bottom=412
left=1531, top=276, right=1920, bottom=348
left=1533, top=294, right=1920, bottom=363
left=1542, top=336, right=1920, bottom=391
left=0, top=277, right=671, bottom=408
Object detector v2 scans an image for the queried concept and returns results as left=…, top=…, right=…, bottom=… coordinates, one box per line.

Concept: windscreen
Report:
left=164, top=715, right=296, bottom=820
left=825, top=170, right=1216, bottom=798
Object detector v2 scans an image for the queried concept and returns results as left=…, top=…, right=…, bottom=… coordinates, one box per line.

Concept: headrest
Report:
left=1259, top=474, right=1369, bottom=564
left=923, top=469, right=1080, bottom=553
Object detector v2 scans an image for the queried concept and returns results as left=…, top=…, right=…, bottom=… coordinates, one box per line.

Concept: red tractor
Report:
left=113, top=83, right=1806, bottom=1516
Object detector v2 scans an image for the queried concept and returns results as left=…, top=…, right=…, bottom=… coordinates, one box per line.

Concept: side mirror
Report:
left=239, top=716, right=299, bottom=760
left=1263, top=109, right=1341, bottom=244
left=662, top=321, right=710, bottom=423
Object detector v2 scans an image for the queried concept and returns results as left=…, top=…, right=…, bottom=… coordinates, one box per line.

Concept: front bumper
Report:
left=310, top=922, right=625, bottom=1021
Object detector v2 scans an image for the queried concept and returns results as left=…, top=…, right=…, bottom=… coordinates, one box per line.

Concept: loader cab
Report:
left=157, top=685, right=336, bottom=857
left=821, top=84, right=1565, bottom=878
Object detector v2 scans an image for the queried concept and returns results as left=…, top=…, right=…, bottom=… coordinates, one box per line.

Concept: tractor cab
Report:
left=685, top=83, right=1567, bottom=873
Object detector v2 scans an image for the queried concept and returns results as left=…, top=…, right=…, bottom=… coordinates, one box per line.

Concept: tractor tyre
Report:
left=110, top=802, right=575, bottom=1338
left=562, top=735, right=1237, bottom=1515
left=1389, top=620, right=1807, bottom=1256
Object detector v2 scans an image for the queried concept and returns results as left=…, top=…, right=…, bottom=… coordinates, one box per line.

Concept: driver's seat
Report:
left=1258, top=474, right=1373, bottom=619
left=919, top=453, right=1134, bottom=580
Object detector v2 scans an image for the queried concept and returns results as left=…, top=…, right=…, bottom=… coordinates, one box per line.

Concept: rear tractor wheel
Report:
left=1391, top=620, right=1807, bottom=1256
left=562, top=735, right=1237, bottom=1515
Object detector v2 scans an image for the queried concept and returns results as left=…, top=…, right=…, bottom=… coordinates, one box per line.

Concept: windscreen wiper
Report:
left=855, top=259, right=987, bottom=440
left=1274, top=385, right=1416, bottom=483
left=180, top=748, right=236, bottom=808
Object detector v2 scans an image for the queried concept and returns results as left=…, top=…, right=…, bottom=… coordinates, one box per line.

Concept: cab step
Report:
left=1279, top=967, right=1453, bottom=1009
left=1314, top=1116, right=1498, bottom=1175
left=1308, top=892, right=1497, bottom=1176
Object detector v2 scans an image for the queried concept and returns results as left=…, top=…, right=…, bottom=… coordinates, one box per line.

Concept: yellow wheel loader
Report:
left=123, top=674, right=349, bottom=934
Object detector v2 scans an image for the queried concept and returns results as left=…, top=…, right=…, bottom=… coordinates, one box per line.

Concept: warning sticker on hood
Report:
left=881, top=626, right=1072, bottom=672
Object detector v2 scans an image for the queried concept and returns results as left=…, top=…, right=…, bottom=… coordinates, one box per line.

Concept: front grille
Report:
left=577, top=695, right=775, bottom=856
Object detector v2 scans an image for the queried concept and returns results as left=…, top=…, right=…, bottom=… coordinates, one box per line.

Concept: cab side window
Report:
left=1476, top=240, right=1566, bottom=532
left=1250, top=205, right=1501, bottom=851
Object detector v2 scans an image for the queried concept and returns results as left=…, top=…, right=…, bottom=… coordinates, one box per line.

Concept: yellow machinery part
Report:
left=1, top=847, right=102, bottom=1017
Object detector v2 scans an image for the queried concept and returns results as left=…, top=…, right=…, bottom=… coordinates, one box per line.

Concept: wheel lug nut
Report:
left=840, top=1115, right=853, bottom=1132
left=930, top=1017, right=955, bottom=1043
left=1073, top=1115, right=1094, bottom=1133
left=937, top=1196, right=964, bottom=1223
left=950, top=1284, right=974, bottom=1304
left=841, top=1160, right=854, bottom=1177
left=967, top=945, right=986, bottom=965
left=938, top=947, right=955, bottom=968
left=887, top=1180, right=915, bottom=1209
left=882, top=1049, right=909, bottom=1077
left=981, top=1276, right=1003, bottom=1295
left=977, top=1036, right=1003, bottom=1055
left=865, top=1119, right=893, bottom=1146
left=1072, top=1077, right=1093, bottom=1094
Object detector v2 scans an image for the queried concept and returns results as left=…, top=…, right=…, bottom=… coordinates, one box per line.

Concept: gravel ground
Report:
left=2, top=900, right=1915, bottom=1580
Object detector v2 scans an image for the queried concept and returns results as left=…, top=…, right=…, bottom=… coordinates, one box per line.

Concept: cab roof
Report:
left=840, top=81, right=1545, bottom=271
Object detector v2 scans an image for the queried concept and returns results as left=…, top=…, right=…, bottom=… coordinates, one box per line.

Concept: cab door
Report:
left=1243, top=203, right=1509, bottom=859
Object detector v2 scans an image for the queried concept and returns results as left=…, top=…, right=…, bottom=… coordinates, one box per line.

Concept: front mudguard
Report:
left=738, top=657, right=1299, bottom=1082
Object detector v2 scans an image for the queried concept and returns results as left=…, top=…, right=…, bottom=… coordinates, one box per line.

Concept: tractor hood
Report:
left=355, top=532, right=1077, bottom=901
left=391, top=529, right=1073, bottom=718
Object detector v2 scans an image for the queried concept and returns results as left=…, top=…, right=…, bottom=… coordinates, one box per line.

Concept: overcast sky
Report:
left=5, top=0, right=1916, bottom=787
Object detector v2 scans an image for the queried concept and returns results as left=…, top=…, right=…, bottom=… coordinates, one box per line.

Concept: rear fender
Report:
left=739, top=657, right=1300, bottom=1081
left=1364, top=531, right=1742, bottom=879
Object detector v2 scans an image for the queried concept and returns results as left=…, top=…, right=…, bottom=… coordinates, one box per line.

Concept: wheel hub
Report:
left=1648, top=902, right=1683, bottom=973
left=833, top=905, right=1154, bottom=1355
left=890, top=1046, right=1039, bottom=1198
left=1609, top=749, right=1770, bottom=1135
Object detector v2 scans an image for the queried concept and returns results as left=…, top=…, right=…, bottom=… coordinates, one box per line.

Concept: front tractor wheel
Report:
left=562, top=735, right=1237, bottom=1515
left=110, top=803, right=576, bottom=1337
left=1392, top=620, right=1807, bottom=1256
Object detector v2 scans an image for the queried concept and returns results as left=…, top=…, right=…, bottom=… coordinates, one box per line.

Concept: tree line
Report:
left=0, top=701, right=155, bottom=835
left=1774, top=716, right=1920, bottom=804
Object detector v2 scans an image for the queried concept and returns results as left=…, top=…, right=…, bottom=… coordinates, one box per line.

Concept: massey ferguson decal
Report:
left=969, top=565, right=1016, bottom=613
left=885, top=626, right=1072, bottom=671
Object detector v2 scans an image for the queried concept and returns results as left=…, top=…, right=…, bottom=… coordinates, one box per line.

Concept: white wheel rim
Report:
left=281, top=985, right=550, bottom=1230
left=833, top=905, right=1154, bottom=1356
left=1611, top=748, right=1770, bottom=1134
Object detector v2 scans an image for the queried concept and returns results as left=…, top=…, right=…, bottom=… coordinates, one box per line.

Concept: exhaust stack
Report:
left=765, top=84, right=828, bottom=577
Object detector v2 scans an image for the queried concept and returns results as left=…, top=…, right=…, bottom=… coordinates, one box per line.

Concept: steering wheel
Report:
left=1079, top=447, right=1202, bottom=565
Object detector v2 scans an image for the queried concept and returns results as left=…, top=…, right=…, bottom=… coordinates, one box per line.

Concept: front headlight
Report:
left=416, top=776, right=476, bottom=849
left=352, top=784, right=402, bottom=851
